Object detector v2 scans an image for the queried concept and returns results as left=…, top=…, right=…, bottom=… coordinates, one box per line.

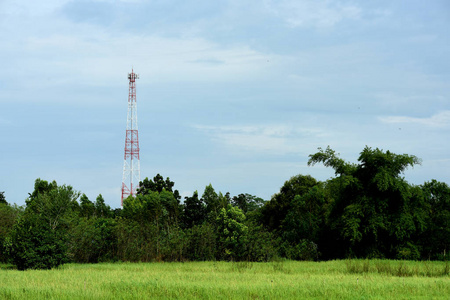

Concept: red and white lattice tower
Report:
left=121, top=69, right=141, bottom=206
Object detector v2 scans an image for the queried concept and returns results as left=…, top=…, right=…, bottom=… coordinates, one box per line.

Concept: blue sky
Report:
left=1, top=0, right=449, bottom=208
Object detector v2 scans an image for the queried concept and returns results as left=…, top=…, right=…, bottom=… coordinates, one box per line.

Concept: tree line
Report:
left=0, top=146, right=448, bottom=270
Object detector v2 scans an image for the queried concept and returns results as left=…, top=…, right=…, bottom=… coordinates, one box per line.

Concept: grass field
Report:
left=0, top=260, right=448, bottom=299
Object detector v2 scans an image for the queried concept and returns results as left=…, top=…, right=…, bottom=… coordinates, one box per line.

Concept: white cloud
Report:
left=379, top=110, right=450, bottom=128
left=1, top=0, right=70, bottom=16
left=5, top=30, right=274, bottom=89
left=1, top=0, right=287, bottom=93
left=193, top=124, right=328, bottom=155
left=1, top=0, right=449, bottom=206
left=265, top=0, right=362, bottom=28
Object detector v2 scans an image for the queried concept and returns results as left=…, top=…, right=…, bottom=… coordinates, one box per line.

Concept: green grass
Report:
left=0, top=260, right=449, bottom=299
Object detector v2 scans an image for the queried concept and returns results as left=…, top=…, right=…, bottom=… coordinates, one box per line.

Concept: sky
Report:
left=1, top=0, right=449, bottom=208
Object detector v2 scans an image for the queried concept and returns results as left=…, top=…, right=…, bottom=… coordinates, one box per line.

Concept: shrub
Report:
left=8, top=213, right=67, bottom=270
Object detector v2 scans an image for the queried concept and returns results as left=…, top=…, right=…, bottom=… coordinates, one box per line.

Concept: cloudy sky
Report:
left=1, top=0, right=449, bottom=208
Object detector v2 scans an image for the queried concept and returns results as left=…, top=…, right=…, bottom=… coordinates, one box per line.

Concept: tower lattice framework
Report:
left=121, top=69, right=141, bottom=206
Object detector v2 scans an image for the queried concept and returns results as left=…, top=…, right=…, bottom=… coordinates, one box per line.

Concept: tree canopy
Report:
left=1, top=146, right=448, bottom=269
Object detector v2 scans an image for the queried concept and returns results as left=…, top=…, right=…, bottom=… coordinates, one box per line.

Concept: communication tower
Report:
left=121, top=69, right=141, bottom=206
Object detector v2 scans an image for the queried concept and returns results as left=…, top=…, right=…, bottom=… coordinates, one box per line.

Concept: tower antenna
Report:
left=121, top=68, right=141, bottom=206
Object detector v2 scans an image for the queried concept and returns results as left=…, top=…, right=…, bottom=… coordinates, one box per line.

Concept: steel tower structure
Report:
left=121, top=69, right=141, bottom=206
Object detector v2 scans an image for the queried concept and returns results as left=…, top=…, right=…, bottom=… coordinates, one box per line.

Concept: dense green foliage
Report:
left=7, top=180, right=79, bottom=270
left=0, top=192, right=6, bottom=205
left=307, top=146, right=428, bottom=259
left=0, top=202, right=21, bottom=263
left=0, top=261, right=448, bottom=299
left=0, top=147, right=449, bottom=269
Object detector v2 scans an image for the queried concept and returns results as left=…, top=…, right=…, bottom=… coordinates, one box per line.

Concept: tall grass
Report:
left=0, top=260, right=448, bottom=299
left=345, top=259, right=450, bottom=277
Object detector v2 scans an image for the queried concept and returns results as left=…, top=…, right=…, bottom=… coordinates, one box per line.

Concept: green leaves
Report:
left=123, top=189, right=180, bottom=230
left=342, top=204, right=363, bottom=243
left=309, top=146, right=427, bottom=259
left=69, top=217, right=117, bottom=263
left=216, top=205, right=248, bottom=261
left=9, top=211, right=67, bottom=270
left=0, top=191, right=6, bottom=205
left=0, top=203, right=21, bottom=263
left=137, top=174, right=180, bottom=201
left=262, top=174, right=319, bottom=232
left=183, top=191, right=206, bottom=228
left=8, top=179, right=79, bottom=270
left=1, top=160, right=447, bottom=265
left=420, top=180, right=450, bottom=259
left=308, top=146, right=357, bottom=176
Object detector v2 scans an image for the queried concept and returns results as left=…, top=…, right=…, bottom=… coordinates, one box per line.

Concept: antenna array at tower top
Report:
left=128, top=72, right=139, bottom=81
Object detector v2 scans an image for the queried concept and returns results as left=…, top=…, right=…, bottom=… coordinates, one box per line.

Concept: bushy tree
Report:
left=95, top=194, right=112, bottom=218
left=79, top=193, right=95, bottom=218
left=183, top=191, right=206, bottom=228
left=137, top=174, right=181, bottom=201
left=8, top=179, right=79, bottom=270
left=283, top=185, right=326, bottom=242
left=185, top=223, right=216, bottom=261
left=420, top=180, right=450, bottom=260
left=122, top=188, right=182, bottom=260
left=9, top=213, right=67, bottom=270
left=216, top=204, right=248, bottom=261
left=232, top=193, right=265, bottom=214
left=0, top=203, right=22, bottom=262
left=0, top=191, right=6, bottom=205
left=202, top=184, right=221, bottom=222
left=124, top=191, right=179, bottom=226
left=115, top=218, right=157, bottom=262
left=281, top=184, right=326, bottom=260
left=69, top=217, right=117, bottom=263
left=244, top=222, right=278, bottom=261
left=308, top=146, right=426, bottom=259
left=261, top=174, right=319, bottom=232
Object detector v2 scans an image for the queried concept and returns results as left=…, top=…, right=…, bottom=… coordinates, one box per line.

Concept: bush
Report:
left=396, top=242, right=421, bottom=260
left=244, top=225, right=278, bottom=262
left=68, top=217, right=117, bottom=263
left=281, top=239, right=319, bottom=261
left=8, top=214, right=67, bottom=270
left=185, top=223, right=216, bottom=261
left=0, top=203, right=21, bottom=263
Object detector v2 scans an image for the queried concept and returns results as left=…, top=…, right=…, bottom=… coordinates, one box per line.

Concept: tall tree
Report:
left=216, top=204, right=248, bottom=261
left=68, top=217, right=117, bottom=263
left=282, top=184, right=326, bottom=244
left=261, top=174, right=319, bottom=232
left=79, top=193, right=95, bottom=218
left=95, top=194, right=111, bottom=218
left=137, top=174, right=181, bottom=201
left=26, top=178, right=57, bottom=205
left=183, top=191, right=206, bottom=228
left=232, top=193, right=265, bottom=214
left=202, top=184, right=222, bottom=222
left=420, top=180, right=450, bottom=259
left=308, top=146, right=425, bottom=259
left=0, top=203, right=22, bottom=262
left=0, top=191, right=6, bottom=205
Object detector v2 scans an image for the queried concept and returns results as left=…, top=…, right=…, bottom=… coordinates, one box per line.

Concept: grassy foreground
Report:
left=0, top=260, right=449, bottom=299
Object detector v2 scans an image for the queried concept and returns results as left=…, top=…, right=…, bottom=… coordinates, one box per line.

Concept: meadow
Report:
left=0, top=260, right=448, bottom=299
